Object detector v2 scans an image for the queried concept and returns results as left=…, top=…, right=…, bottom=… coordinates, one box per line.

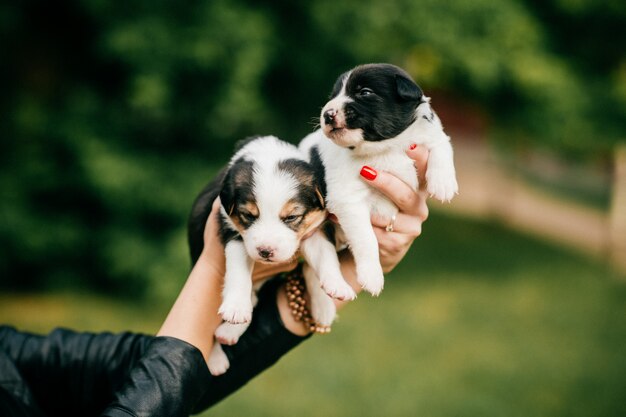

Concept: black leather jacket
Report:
left=0, top=278, right=309, bottom=416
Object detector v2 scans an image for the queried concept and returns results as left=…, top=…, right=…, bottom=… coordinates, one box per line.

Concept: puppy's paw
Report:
left=426, top=169, right=458, bottom=202
left=218, top=299, right=253, bottom=324
left=320, top=277, right=357, bottom=301
left=208, top=343, right=230, bottom=376
left=215, top=322, right=248, bottom=345
left=310, top=293, right=337, bottom=327
left=357, top=262, right=384, bottom=296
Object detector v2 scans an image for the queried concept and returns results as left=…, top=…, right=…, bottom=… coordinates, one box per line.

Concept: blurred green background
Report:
left=1, top=0, right=625, bottom=416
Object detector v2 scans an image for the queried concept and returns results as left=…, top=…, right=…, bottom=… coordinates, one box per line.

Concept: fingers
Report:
left=252, top=259, right=298, bottom=282
left=371, top=212, right=423, bottom=237
left=406, top=144, right=429, bottom=188
left=373, top=226, right=414, bottom=252
left=204, top=197, right=222, bottom=230
left=362, top=169, right=422, bottom=213
left=361, top=172, right=428, bottom=220
left=359, top=145, right=430, bottom=214
left=372, top=226, right=414, bottom=273
left=211, top=196, right=222, bottom=213
left=199, top=197, right=226, bottom=274
left=204, top=197, right=224, bottom=242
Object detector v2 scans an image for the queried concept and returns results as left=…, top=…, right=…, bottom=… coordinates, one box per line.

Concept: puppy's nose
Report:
left=257, top=246, right=274, bottom=260
left=323, top=109, right=337, bottom=125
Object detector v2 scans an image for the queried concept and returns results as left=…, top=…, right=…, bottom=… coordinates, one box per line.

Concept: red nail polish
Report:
left=409, top=143, right=417, bottom=150
left=360, top=165, right=377, bottom=180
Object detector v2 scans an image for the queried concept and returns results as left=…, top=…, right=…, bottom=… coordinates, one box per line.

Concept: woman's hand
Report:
left=361, top=144, right=430, bottom=272
left=199, top=198, right=227, bottom=278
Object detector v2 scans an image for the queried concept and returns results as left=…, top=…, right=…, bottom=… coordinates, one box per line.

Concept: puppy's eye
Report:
left=282, top=214, right=302, bottom=224
left=239, top=212, right=257, bottom=223
left=358, top=88, right=374, bottom=97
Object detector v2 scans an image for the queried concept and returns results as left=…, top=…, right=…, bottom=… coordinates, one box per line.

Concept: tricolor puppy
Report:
left=300, top=63, right=458, bottom=296
left=188, top=135, right=345, bottom=375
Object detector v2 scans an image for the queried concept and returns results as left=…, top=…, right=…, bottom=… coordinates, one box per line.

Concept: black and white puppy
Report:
left=188, top=135, right=349, bottom=375
left=300, top=63, right=458, bottom=296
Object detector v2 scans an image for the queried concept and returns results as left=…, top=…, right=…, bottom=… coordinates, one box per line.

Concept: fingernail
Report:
left=409, top=143, right=417, bottom=150
left=360, top=165, right=377, bottom=181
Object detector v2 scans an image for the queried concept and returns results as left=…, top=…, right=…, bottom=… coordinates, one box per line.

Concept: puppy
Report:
left=300, top=63, right=458, bottom=296
left=188, top=135, right=349, bottom=375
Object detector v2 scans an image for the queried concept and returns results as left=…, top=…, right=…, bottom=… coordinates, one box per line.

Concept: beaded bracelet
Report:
left=284, top=267, right=332, bottom=334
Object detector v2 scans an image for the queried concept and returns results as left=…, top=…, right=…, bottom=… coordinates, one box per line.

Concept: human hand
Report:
left=361, top=144, right=430, bottom=272
left=199, top=198, right=227, bottom=277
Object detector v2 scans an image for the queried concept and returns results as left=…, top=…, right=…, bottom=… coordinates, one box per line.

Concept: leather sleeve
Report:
left=0, top=276, right=310, bottom=416
left=0, top=326, right=153, bottom=416
left=100, top=337, right=208, bottom=417
left=104, top=276, right=311, bottom=416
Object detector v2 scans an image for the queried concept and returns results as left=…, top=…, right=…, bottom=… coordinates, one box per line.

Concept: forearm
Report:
left=157, top=252, right=224, bottom=362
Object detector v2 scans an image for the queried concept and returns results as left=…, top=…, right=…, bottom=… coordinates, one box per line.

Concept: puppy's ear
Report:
left=219, top=183, right=236, bottom=216
left=219, top=158, right=255, bottom=216
left=219, top=168, right=237, bottom=216
left=396, top=74, right=423, bottom=102
left=314, top=186, right=325, bottom=209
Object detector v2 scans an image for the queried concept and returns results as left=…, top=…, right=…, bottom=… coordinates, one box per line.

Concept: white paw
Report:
left=426, top=168, right=458, bottom=202
left=357, top=262, right=384, bottom=296
left=208, top=343, right=230, bottom=376
left=218, top=298, right=253, bottom=324
left=320, top=276, right=357, bottom=301
left=310, top=293, right=337, bottom=327
left=215, top=322, right=248, bottom=345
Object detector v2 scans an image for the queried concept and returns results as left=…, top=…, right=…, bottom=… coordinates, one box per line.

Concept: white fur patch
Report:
left=208, top=343, right=230, bottom=376
left=245, top=168, right=300, bottom=262
left=220, top=240, right=255, bottom=324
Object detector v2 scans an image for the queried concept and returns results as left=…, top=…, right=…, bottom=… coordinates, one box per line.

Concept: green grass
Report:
left=2, top=213, right=625, bottom=417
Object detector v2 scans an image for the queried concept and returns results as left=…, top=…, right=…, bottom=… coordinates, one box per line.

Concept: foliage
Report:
left=308, top=0, right=625, bottom=156
left=0, top=0, right=624, bottom=294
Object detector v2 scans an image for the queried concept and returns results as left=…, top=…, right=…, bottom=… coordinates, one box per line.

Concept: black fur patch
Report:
left=322, top=221, right=337, bottom=247
left=330, top=71, right=350, bottom=99
left=338, top=63, right=424, bottom=141
left=220, top=219, right=242, bottom=242
left=220, top=158, right=255, bottom=213
left=233, top=135, right=262, bottom=153
left=278, top=158, right=325, bottom=211
left=220, top=157, right=257, bottom=232
left=308, top=146, right=327, bottom=200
